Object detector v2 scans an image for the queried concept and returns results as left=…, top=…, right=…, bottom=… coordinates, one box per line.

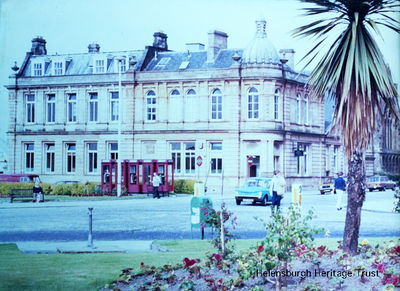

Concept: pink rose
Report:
left=213, top=253, right=222, bottom=261
left=377, top=263, right=385, bottom=273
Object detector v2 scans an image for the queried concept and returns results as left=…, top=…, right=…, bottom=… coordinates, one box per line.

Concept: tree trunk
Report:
left=343, top=150, right=366, bottom=255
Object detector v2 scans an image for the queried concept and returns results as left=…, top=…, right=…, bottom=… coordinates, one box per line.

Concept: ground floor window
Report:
left=109, top=143, right=118, bottom=160
left=45, top=143, right=55, bottom=173
left=170, top=142, right=196, bottom=174
left=66, top=143, right=76, bottom=173
left=210, top=142, right=223, bottom=174
left=25, top=143, right=34, bottom=172
left=87, top=143, right=98, bottom=173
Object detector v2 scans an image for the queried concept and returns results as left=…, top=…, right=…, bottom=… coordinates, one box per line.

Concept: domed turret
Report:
left=242, top=17, right=280, bottom=64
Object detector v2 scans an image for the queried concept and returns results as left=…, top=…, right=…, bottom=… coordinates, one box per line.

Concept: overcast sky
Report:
left=0, top=0, right=399, bottom=151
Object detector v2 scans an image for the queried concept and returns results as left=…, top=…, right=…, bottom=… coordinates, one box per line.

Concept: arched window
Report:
left=185, top=89, right=197, bottom=121
left=211, top=89, right=222, bottom=120
left=274, top=89, right=280, bottom=120
left=169, top=89, right=181, bottom=122
left=248, top=87, right=259, bottom=119
left=296, top=93, right=301, bottom=124
left=304, top=94, right=309, bottom=124
left=146, top=90, right=156, bottom=121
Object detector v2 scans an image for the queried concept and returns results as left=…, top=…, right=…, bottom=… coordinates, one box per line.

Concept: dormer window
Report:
left=119, top=58, right=126, bottom=72
left=53, top=61, right=63, bottom=75
left=94, top=59, right=105, bottom=73
left=32, top=61, right=43, bottom=76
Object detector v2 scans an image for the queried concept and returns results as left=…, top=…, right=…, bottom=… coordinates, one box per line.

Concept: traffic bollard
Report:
left=88, top=207, right=93, bottom=248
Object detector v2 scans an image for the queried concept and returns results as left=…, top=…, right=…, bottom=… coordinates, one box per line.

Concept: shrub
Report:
left=41, top=183, right=52, bottom=195
left=70, top=183, right=86, bottom=196
left=174, top=179, right=197, bottom=194
left=86, top=182, right=101, bottom=195
left=52, top=184, right=71, bottom=195
left=0, top=183, right=35, bottom=195
left=238, top=205, right=323, bottom=290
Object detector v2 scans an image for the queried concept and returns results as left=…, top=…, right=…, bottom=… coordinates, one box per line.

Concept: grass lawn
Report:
left=0, top=237, right=397, bottom=291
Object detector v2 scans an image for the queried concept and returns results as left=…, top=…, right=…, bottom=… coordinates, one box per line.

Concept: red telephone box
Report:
left=125, top=159, right=140, bottom=193
left=101, top=159, right=174, bottom=195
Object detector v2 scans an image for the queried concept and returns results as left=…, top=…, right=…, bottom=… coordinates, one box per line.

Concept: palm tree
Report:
left=293, top=0, right=400, bottom=255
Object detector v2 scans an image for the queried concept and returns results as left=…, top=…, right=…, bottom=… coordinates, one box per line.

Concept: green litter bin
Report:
left=190, top=196, right=213, bottom=239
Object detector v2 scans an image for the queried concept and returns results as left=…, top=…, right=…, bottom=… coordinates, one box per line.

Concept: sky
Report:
left=0, top=0, right=399, bottom=154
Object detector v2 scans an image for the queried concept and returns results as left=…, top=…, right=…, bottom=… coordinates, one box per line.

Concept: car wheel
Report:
left=320, top=191, right=324, bottom=195
left=369, top=189, right=373, bottom=192
left=235, top=198, right=241, bottom=205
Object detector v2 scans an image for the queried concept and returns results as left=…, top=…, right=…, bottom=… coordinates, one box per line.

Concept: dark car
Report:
left=235, top=177, right=272, bottom=206
left=55, top=181, right=79, bottom=185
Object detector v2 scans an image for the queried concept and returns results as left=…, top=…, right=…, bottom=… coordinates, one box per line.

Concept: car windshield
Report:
left=245, top=179, right=269, bottom=188
left=323, top=179, right=333, bottom=184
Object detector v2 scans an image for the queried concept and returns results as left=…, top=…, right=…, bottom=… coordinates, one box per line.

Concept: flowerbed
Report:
left=103, top=206, right=400, bottom=291
left=103, top=240, right=400, bottom=291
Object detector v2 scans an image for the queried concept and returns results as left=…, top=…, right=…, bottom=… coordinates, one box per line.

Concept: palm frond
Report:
left=293, top=0, right=400, bottom=157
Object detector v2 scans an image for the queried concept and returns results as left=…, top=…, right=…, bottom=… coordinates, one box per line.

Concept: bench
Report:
left=10, top=188, right=34, bottom=203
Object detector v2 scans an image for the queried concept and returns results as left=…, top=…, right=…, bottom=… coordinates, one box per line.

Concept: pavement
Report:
left=10, top=240, right=154, bottom=254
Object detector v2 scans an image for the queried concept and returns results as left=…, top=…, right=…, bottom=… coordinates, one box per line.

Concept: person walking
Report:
left=32, top=181, right=44, bottom=203
left=152, top=172, right=161, bottom=199
left=334, top=172, right=346, bottom=210
left=269, top=170, right=286, bottom=214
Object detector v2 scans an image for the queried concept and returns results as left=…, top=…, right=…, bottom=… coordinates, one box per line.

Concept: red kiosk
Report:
left=101, top=159, right=174, bottom=195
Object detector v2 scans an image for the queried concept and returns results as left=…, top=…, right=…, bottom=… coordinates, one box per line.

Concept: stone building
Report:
left=6, top=18, right=347, bottom=193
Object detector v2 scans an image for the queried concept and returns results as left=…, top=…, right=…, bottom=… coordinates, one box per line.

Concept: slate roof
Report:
left=144, top=49, right=243, bottom=71
left=22, top=50, right=145, bottom=77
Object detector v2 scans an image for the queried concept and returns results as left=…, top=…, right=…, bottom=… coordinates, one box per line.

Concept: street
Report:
left=0, top=189, right=399, bottom=242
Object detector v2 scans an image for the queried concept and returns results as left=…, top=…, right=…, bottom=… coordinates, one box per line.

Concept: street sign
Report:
left=247, top=156, right=253, bottom=165
left=196, top=156, right=203, bottom=167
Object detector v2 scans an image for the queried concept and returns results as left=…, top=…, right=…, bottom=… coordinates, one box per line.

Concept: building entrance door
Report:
left=247, top=155, right=260, bottom=177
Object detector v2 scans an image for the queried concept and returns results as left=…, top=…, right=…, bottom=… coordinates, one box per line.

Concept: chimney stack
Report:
left=88, top=43, right=100, bottom=53
left=279, top=49, right=295, bottom=70
left=31, top=36, right=47, bottom=55
left=153, top=32, right=168, bottom=50
left=207, top=30, right=228, bottom=63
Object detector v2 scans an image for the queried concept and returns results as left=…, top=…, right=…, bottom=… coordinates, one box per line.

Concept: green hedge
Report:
left=0, top=183, right=53, bottom=195
left=174, top=179, right=198, bottom=194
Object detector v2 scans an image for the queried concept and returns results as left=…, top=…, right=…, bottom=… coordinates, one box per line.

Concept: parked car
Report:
left=235, top=177, right=272, bottom=206
left=0, top=174, right=40, bottom=183
left=366, top=176, right=396, bottom=192
left=319, top=178, right=335, bottom=194
left=55, top=181, right=79, bottom=185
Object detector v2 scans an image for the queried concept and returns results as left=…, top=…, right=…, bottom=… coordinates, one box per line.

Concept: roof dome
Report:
left=242, top=17, right=280, bottom=64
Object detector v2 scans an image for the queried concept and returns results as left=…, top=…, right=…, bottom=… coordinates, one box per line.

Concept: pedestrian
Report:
left=32, top=181, right=44, bottom=203
left=152, top=172, right=161, bottom=199
left=269, top=170, right=286, bottom=214
left=334, top=171, right=346, bottom=210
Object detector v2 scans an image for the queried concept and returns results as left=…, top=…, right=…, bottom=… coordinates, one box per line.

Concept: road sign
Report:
left=196, top=156, right=203, bottom=167
left=247, top=156, right=253, bottom=165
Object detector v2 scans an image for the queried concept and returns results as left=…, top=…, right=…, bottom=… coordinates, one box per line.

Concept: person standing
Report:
left=334, top=172, right=346, bottom=210
left=152, top=172, right=161, bottom=199
left=32, top=181, right=44, bottom=203
left=269, top=170, right=286, bottom=214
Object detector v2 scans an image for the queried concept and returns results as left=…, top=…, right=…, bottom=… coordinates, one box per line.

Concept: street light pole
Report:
left=117, top=58, right=123, bottom=197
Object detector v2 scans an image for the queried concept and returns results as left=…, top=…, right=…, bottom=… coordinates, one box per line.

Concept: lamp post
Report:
left=117, top=58, right=123, bottom=197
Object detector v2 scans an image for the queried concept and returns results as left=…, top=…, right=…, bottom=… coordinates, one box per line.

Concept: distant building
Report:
left=6, top=18, right=346, bottom=192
